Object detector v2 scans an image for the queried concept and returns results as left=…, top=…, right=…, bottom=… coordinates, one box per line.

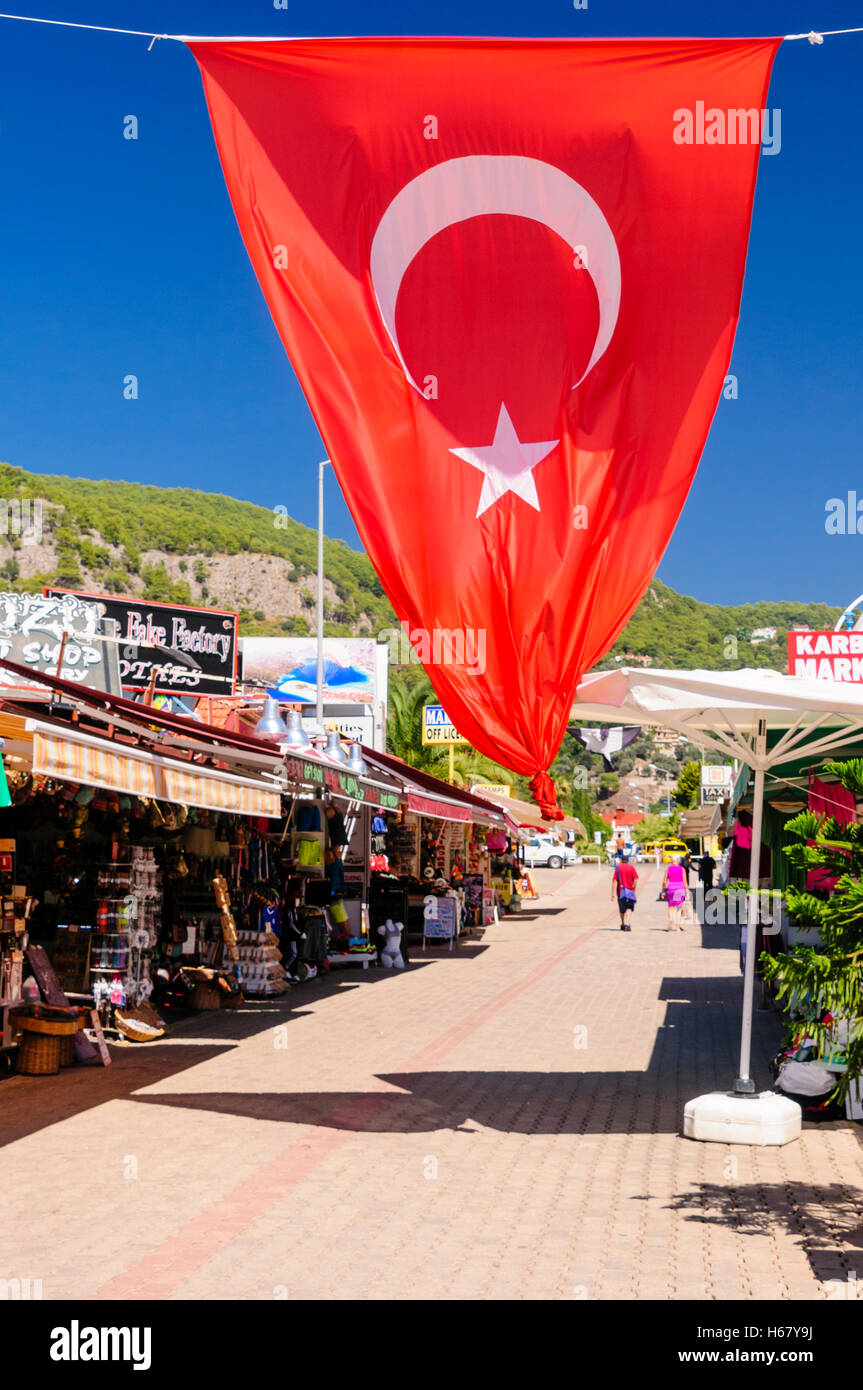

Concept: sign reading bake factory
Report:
left=46, top=589, right=238, bottom=697
left=0, top=592, right=122, bottom=693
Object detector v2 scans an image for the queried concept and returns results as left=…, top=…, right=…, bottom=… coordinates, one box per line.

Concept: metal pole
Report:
left=316, top=459, right=329, bottom=726
left=735, top=718, right=767, bottom=1094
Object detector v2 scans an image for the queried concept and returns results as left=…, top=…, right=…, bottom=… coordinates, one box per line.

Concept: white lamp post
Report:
left=316, top=458, right=329, bottom=726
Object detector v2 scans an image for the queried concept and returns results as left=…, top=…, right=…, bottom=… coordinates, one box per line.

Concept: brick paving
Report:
left=2, top=863, right=863, bottom=1301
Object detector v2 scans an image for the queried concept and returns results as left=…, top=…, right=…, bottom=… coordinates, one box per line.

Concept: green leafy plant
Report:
left=760, top=758, right=863, bottom=1101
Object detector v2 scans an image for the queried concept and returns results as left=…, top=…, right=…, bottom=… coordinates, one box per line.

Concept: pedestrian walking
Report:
left=680, top=848, right=696, bottom=922
left=663, top=856, right=688, bottom=931
left=612, top=856, right=638, bottom=931
left=698, top=852, right=716, bottom=892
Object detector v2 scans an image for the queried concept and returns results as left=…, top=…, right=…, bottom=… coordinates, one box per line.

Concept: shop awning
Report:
left=0, top=655, right=284, bottom=764
left=406, top=791, right=471, bottom=823
left=32, top=727, right=281, bottom=818
left=678, top=804, right=722, bottom=839
left=362, top=748, right=508, bottom=826
left=472, top=788, right=586, bottom=838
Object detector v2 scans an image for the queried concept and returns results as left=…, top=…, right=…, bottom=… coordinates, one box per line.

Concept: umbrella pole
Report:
left=735, top=721, right=766, bottom=1094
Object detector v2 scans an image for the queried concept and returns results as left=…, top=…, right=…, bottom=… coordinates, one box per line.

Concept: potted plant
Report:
left=760, top=758, right=863, bottom=1105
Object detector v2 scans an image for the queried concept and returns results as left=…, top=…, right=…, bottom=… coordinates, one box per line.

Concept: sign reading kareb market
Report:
left=787, top=630, right=863, bottom=683
left=46, top=589, right=238, bottom=698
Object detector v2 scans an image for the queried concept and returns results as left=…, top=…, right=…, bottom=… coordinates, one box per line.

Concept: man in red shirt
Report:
left=612, top=857, right=639, bottom=932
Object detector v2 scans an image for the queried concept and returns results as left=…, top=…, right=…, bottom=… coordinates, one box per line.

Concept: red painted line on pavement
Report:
left=92, top=914, right=609, bottom=1301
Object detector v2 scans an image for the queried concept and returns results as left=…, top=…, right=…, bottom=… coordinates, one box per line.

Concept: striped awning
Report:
left=32, top=729, right=280, bottom=818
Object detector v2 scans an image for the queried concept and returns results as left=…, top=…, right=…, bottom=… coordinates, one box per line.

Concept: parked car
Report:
left=659, top=838, right=689, bottom=863
left=522, top=834, right=576, bottom=869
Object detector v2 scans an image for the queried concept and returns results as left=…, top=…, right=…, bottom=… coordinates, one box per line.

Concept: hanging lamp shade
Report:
left=255, top=697, right=288, bottom=738
left=347, top=742, right=367, bottom=776
left=283, top=708, right=312, bottom=750
left=324, top=729, right=349, bottom=764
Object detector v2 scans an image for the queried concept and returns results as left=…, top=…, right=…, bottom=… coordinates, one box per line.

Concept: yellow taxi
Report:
left=659, top=838, right=689, bottom=863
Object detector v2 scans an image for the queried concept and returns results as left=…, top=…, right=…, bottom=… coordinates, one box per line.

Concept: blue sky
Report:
left=0, top=1, right=861, bottom=607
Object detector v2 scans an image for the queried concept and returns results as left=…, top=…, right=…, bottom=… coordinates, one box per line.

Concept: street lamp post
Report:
left=316, top=458, right=330, bottom=726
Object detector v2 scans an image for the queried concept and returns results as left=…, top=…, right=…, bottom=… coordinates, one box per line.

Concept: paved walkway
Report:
left=3, top=864, right=863, bottom=1301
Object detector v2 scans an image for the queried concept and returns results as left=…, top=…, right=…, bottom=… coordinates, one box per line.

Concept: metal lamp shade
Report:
left=324, top=730, right=349, bottom=763
left=284, top=708, right=312, bottom=750
left=347, top=742, right=367, bottom=775
left=255, top=697, right=288, bottom=738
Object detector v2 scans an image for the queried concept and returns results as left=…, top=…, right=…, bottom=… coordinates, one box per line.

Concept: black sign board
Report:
left=46, top=589, right=238, bottom=698
left=0, top=592, right=122, bottom=694
left=284, top=754, right=401, bottom=809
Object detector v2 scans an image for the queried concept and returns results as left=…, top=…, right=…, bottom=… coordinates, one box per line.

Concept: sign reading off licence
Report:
left=422, top=705, right=467, bottom=745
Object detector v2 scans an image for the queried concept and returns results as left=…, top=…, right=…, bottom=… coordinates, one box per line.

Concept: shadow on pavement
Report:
left=125, top=983, right=782, bottom=1136
left=662, top=1180, right=863, bottom=1285
left=0, top=969, right=401, bottom=1147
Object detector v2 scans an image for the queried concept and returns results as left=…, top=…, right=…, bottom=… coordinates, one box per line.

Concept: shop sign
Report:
left=303, top=714, right=373, bottom=744
left=0, top=592, right=122, bottom=693
left=423, top=894, right=457, bottom=940
left=284, top=754, right=400, bottom=809
left=471, top=783, right=511, bottom=798
left=422, top=704, right=467, bottom=745
left=701, top=785, right=728, bottom=804
left=701, top=764, right=732, bottom=804
left=787, top=629, right=863, bottom=683
left=46, top=588, right=238, bottom=697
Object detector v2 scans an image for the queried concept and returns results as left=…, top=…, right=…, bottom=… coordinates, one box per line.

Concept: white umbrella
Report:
left=573, top=667, right=863, bottom=1143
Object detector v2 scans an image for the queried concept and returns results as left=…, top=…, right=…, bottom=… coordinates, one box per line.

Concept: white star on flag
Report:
left=450, top=402, right=559, bottom=517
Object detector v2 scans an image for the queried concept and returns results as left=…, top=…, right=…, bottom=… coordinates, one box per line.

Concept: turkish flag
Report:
left=191, top=37, right=779, bottom=813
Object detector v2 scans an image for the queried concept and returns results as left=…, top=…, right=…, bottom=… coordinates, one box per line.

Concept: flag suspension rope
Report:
left=0, top=12, right=861, bottom=45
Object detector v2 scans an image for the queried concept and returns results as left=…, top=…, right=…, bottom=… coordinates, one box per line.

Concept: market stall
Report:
left=573, top=664, right=863, bottom=1143
left=0, top=658, right=514, bottom=1074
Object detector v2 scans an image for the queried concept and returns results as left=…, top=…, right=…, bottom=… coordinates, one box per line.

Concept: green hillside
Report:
left=0, top=462, right=840, bottom=661
left=602, top=579, right=840, bottom=673
left=0, top=461, right=395, bottom=635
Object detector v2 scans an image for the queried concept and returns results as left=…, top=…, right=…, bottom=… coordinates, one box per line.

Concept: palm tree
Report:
left=386, top=672, right=449, bottom=774
left=449, top=751, right=519, bottom=792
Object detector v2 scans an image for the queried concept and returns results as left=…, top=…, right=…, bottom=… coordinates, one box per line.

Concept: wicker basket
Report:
left=189, top=982, right=222, bottom=1011
left=13, top=1011, right=80, bottom=1075
left=114, top=1008, right=166, bottom=1043
left=16, top=1031, right=61, bottom=1075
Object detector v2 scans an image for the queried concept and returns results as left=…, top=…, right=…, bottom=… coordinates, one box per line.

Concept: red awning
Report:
left=406, top=792, right=471, bottom=823
left=363, top=747, right=506, bottom=824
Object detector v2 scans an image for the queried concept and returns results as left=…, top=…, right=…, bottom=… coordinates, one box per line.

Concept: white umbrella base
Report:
left=683, top=1091, right=802, bottom=1146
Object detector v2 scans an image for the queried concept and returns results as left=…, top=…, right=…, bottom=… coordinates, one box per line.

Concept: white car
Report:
left=522, top=834, right=577, bottom=870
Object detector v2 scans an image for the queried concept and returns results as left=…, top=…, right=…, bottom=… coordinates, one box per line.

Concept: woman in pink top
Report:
left=663, top=857, right=688, bottom=931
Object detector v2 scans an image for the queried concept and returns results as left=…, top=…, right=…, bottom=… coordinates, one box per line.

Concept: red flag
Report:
left=191, top=36, right=780, bottom=813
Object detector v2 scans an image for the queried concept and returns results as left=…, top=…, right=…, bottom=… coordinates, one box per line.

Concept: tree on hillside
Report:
left=674, top=760, right=701, bottom=809
left=632, top=813, right=679, bottom=844
left=597, top=772, right=620, bottom=799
